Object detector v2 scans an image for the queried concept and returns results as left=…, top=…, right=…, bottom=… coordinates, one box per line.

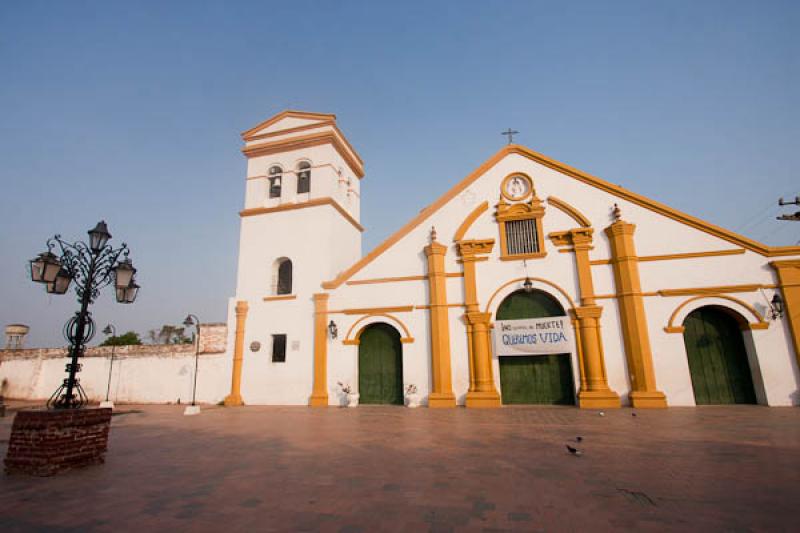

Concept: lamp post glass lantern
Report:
left=29, top=251, right=61, bottom=284
left=28, top=221, right=139, bottom=409
left=771, top=293, right=784, bottom=319
left=521, top=259, right=533, bottom=293
left=523, top=277, right=533, bottom=293
left=88, top=221, right=111, bottom=252
left=116, top=279, right=139, bottom=304
left=183, top=314, right=200, bottom=407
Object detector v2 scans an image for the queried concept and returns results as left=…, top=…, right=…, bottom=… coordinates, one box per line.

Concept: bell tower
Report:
left=236, top=110, right=364, bottom=298
left=226, top=111, right=364, bottom=405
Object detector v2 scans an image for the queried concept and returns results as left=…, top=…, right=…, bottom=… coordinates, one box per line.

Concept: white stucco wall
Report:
left=0, top=345, right=230, bottom=405
left=310, top=151, right=799, bottom=407
left=228, top=114, right=800, bottom=408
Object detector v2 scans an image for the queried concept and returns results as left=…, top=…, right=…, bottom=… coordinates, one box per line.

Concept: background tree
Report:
left=147, top=325, right=192, bottom=344
left=100, top=331, right=142, bottom=346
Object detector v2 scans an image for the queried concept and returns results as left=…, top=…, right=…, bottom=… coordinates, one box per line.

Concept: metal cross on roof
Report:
left=501, top=128, right=519, bottom=144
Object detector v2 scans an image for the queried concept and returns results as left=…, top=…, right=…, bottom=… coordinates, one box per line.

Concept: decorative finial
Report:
left=430, top=226, right=437, bottom=242
left=612, top=203, right=622, bottom=222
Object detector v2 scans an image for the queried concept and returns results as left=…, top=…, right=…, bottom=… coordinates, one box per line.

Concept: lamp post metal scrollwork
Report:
left=29, top=221, right=139, bottom=409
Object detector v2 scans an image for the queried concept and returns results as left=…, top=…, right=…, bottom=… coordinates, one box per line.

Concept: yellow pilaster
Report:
left=224, top=300, right=248, bottom=406
left=458, top=239, right=501, bottom=408
left=605, top=221, right=667, bottom=408
left=550, top=228, right=620, bottom=408
left=309, top=293, right=330, bottom=407
left=570, top=230, right=597, bottom=306
left=770, top=260, right=800, bottom=373
left=572, top=305, right=620, bottom=408
left=424, top=239, right=456, bottom=408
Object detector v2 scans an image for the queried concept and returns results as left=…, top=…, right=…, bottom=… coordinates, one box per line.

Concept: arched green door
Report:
left=683, top=307, right=756, bottom=405
left=358, top=323, right=403, bottom=405
left=496, top=290, right=575, bottom=405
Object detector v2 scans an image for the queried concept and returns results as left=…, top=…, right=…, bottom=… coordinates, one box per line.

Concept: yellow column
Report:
left=224, top=300, right=248, bottom=407
left=605, top=221, right=667, bottom=408
left=458, top=239, right=501, bottom=408
left=570, top=230, right=597, bottom=306
left=571, top=229, right=620, bottom=408
left=770, top=260, right=800, bottom=372
left=424, top=238, right=456, bottom=408
left=572, top=306, right=620, bottom=408
left=309, top=293, right=330, bottom=407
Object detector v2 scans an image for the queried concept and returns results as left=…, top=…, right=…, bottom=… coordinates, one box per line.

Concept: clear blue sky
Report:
left=2, top=1, right=798, bottom=347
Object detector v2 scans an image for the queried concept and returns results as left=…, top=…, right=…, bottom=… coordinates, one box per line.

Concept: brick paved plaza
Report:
left=1, top=403, right=799, bottom=532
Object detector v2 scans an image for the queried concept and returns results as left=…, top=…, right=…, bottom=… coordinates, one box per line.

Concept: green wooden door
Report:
left=496, top=290, right=575, bottom=405
left=358, top=323, right=403, bottom=405
left=683, top=307, right=756, bottom=405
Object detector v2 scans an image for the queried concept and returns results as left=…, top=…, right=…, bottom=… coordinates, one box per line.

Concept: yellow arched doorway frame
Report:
left=483, top=277, right=586, bottom=399
left=664, top=294, right=769, bottom=334
left=343, top=313, right=415, bottom=345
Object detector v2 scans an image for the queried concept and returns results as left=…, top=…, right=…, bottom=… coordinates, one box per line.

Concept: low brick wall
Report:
left=4, top=408, right=112, bottom=476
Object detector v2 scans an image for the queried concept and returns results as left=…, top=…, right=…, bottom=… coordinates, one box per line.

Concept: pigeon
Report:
left=566, top=444, right=582, bottom=456
left=575, top=436, right=583, bottom=443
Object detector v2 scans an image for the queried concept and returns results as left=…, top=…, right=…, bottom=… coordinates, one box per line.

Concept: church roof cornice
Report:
left=321, top=144, right=799, bottom=290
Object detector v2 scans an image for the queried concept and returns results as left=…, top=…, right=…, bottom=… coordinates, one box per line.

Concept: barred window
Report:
left=505, top=219, right=540, bottom=255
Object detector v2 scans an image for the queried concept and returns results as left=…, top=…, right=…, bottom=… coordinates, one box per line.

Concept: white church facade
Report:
left=220, top=110, right=800, bottom=409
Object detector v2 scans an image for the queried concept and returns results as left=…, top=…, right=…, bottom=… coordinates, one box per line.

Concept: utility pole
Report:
left=777, top=196, right=800, bottom=221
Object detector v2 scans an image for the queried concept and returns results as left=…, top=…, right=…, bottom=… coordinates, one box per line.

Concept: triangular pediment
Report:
left=241, top=110, right=337, bottom=140
left=322, top=144, right=800, bottom=289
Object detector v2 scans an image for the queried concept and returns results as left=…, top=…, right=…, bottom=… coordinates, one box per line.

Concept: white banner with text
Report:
left=494, top=316, right=573, bottom=356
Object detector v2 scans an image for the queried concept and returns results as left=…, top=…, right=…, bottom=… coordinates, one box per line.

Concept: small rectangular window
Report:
left=272, top=334, right=287, bottom=363
left=505, top=219, right=539, bottom=255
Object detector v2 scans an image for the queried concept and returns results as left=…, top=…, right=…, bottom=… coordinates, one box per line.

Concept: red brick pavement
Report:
left=1, top=403, right=799, bottom=532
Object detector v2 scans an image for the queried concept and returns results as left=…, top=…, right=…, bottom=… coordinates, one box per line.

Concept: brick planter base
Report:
left=4, top=408, right=112, bottom=476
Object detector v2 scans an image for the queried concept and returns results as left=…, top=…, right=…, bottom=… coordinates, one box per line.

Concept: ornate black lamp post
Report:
left=29, top=221, right=139, bottom=409
left=101, top=323, right=116, bottom=408
left=183, top=314, right=201, bottom=404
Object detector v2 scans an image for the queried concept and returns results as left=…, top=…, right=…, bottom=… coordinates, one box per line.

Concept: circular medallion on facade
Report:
left=501, top=174, right=533, bottom=201
left=250, top=341, right=261, bottom=352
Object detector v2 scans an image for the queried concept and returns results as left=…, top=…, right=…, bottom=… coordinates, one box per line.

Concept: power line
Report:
left=734, top=189, right=798, bottom=233
left=754, top=219, right=796, bottom=243
left=733, top=199, right=780, bottom=233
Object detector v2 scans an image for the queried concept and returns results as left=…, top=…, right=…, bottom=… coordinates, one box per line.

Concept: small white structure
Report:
left=222, top=110, right=800, bottom=408
left=5, top=324, right=29, bottom=350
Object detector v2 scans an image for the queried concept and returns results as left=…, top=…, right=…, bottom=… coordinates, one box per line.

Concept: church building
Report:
left=221, top=110, right=800, bottom=408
